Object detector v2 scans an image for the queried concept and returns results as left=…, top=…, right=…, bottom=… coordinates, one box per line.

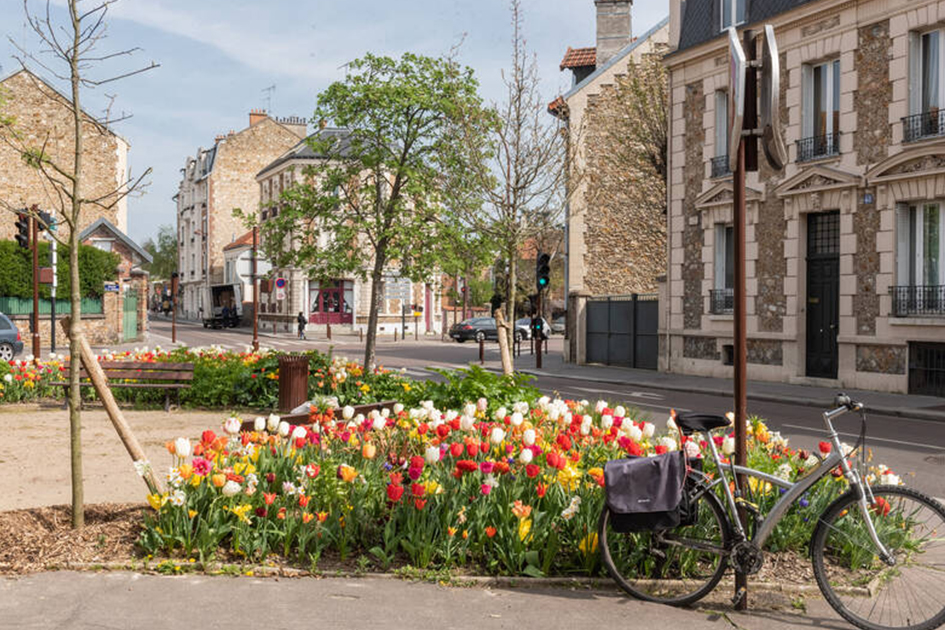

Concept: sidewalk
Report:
left=508, top=350, right=945, bottom=422
left=0, top=571, right=853, bottom=630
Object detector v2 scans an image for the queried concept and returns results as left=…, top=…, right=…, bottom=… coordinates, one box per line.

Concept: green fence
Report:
left=0, top=296, right=104, bottom=316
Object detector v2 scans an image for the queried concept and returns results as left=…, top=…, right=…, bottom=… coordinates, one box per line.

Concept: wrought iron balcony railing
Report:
left=711, top=155, right=730, bottom=178
left=902, top=110, right=945, bottom=143
left=710, top=288, right=734, bottom=314
left=890, top=285, right=945, bottom=317
left=796, top=132, right=840, bottom=162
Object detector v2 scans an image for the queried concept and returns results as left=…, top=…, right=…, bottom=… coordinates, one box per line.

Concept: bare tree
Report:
left=450, top=0, right=570, bottom=374
left=0, top=0, right=156, bottom=528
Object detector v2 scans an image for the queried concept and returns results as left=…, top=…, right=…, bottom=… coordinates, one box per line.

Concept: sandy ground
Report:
left=0, top=404, right=234, bottom=511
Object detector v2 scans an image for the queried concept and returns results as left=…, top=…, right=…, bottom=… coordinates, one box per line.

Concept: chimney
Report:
left=595, top=0, right=632, bottom=67
left=249, top=108, right=268, bottom=127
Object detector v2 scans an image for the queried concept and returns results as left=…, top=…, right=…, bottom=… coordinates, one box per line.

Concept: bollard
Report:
left=359, top=328, right=363, bottom=343
left=479, top=337, right=484, bottom=365
left=395, top=328, right=398, bottom=342
left=327, top=321, right=332, bottom=340
left=278, top=354, right=310, bottom=413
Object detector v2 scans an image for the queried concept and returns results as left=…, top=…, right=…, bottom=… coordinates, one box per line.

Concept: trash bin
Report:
left=278, top=354, right=310, bottom=413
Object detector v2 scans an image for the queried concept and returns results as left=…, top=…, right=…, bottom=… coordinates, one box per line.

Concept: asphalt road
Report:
left=148, top=318, right=945, bottom=497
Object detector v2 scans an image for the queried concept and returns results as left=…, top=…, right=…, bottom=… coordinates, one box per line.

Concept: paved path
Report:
left=0, top=572, right=854, bottom=630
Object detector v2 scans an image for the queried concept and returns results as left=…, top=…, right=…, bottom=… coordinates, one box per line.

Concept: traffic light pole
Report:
left=252, top=226, right=259, bottom=352
left=31, top=213, right=40, bottom=359
left=536, top=290, right=543, bottom=369
left=50, top=237, right=57, bottom=354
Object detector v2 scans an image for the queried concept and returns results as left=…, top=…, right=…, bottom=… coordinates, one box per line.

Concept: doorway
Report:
left=805, top=211, right=840, bottom=378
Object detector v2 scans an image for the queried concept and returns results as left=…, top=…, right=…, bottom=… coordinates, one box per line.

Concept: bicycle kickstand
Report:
left=731, top=586, right=747, bottom=608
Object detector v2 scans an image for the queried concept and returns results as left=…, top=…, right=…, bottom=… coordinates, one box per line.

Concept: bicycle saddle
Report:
left=675, top=412, right=731, bottom=435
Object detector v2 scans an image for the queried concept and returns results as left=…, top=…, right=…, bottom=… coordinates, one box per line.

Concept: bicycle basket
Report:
left=604, top=451, right=686, bottom=533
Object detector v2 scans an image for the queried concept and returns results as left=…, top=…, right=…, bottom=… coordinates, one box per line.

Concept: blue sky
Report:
left=1, top=0, right=666, bottom=245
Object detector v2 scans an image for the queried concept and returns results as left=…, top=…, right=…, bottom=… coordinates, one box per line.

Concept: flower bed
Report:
left=138, top=397, right=896, bottom=577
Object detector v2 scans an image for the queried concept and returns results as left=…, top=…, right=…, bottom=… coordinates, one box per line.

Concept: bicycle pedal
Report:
left=731, top=587, right=747, bottom=607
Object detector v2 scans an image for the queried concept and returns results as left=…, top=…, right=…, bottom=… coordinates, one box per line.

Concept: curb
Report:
left=507, top=368, right=945, bottom=423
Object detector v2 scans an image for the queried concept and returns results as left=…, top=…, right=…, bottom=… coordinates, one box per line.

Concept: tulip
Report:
left=278, top=421, right=290, bottom=437
left=424, top=445, right=440, bottom=465
left=477, top=397, right=488, bottom=412
left=224, top=416, right=241, bottom=435
left=267, top=414, right=280, bottom=432
left=393, top=403, right=404, bottom=414
left=342, top=406, right=355, bottom=420
left=490, top=427, right=506, bottom=445
left=722, top=436, right=735, bottom=456
left=660, top=437, right=677, bottom=452
left=174, top=437, right=192, bottom=459
left=362, top=442, right=377, bottom=460
left=614, top=405, right=626, bottom=418
left=522, top=428, right=536, bottom=447
left=600, top=415, right=613, bottom=430
left=510, top=412, right=524, bottom=427
left=518, top=449, right=533, bottom=464
left=372, top=416, right=386, bottom=432
left=628, top=424, right=643, bottom=442
left=253, top=416, right=266, bottom=432
left=222, top=480, right=241, bottom=497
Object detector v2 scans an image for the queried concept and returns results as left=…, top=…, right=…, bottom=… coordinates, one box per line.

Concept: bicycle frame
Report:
left=694, top=404, right=894, bottom=562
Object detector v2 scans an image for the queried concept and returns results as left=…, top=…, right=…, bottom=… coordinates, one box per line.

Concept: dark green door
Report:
left=123, top=290, right=139, bottom=341
left=806, top=212, right=839, bottom=379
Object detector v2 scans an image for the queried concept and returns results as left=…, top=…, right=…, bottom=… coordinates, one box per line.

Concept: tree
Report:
left=449, top=0, right=570, bottom=374
left=142, top=224, right=178, bottom=280
left=255, top=53, right=491, bottom=369
left=0, top=0, right=156, bottom=528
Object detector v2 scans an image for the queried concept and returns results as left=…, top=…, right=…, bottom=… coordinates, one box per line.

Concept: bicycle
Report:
left=599, top=394, right=945, bottom=630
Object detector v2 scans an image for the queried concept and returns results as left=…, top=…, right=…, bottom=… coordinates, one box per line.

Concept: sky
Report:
left=0, top=0, right=667, bottom=245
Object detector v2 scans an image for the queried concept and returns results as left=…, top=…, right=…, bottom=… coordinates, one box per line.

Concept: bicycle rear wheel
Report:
left=599, top=487, right=731, bottom=606
left=811, top=485, right=945, bottom=630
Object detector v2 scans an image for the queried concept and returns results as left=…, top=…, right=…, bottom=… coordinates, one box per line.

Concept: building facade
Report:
left=663, top=0, right=945, bottom=395
left=255, top=129, right=444, bottom=336
left=175, top=110, right=306, bottom=320
left=0, top=69, right=130, bottom=237
left=553, top=1, right=670, bottom=363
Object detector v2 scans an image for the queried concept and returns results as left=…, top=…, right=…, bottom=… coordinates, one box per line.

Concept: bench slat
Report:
left=79, top=369, right=195, bottom=381
left=93, top=361, right=196, bottom=371
left=53, top=382, right=188, bottom=389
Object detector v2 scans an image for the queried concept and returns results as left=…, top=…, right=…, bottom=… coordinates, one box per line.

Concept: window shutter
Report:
left=714, top=224, right=726, bottom=290
left=802, top=64, right=813, bottom=139
left=909, top=32, right=921, bottom=116
left=715, top=91, right=728, bottom=158
left=896, top=204, right=911, bottom=285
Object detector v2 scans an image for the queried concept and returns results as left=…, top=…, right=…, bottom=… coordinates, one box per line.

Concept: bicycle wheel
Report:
left=599, top=486, right=732, bottom=606
left=811, top=485, right=945, bottom=630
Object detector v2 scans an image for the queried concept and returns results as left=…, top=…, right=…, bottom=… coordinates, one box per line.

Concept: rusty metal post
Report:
left=394, top=328, right=398, bottom=342
left=171, top=272, right=179, bottom=343
left=278, top=354, right=310, bottom=412
left=359, top=328, right=363, bottom=343
left=30, top=211, right=40, bottom=359
left=327, top=320, right=332, bottom=340
left=479, top=336, right=484, bottom=365
left=252, top=226, right=259, bottom=352
left=414, top=314, right=418, bottom=340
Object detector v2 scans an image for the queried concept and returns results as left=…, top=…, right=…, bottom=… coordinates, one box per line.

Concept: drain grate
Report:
left=924, top=454, right=945, bottom=466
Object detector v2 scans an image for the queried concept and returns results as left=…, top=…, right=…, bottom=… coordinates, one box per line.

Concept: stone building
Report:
left=663, top=0, right=945, bottom=395
left=175, top=110, right=306, bottom=320
left=552, top=1, right=670, bottom=363
left=255, top=129, right=444, bottom=336
left=0, top=69, right=130, bottom=237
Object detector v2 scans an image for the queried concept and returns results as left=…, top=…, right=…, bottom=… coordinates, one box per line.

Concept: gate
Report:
left=909, top=342, right=945, bottom=397
left=123, top=290, right=138, bottom=341
left=585, top=294, right=658, bottom=369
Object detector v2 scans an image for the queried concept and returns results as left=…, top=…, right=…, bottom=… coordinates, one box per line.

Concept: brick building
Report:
left=175, top=110, right=306, bottom=320
left=255, top=128, right=444, bottom=336
left=552, top=1, right=670, bottom=364
left=0, top=69, right=130, bottom=237
left=663, top=0, right=945, bottom=395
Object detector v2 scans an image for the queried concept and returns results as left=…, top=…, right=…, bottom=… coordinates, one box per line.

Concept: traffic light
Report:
left=536, top=252, right=551, bottom=291
left=14, top=212, right=30, bottom=249
left=37, top=210, right=54, bottom=232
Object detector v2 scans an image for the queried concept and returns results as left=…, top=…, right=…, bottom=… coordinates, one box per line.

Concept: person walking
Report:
left=297, top=312, right=307, bottom=340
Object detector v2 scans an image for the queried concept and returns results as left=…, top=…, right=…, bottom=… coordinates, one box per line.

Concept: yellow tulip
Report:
left=362, top=443, right=377, bottom=460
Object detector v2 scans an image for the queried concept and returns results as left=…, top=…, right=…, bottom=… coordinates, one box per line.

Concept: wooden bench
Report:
left=54, top=361, right=195, bottom=411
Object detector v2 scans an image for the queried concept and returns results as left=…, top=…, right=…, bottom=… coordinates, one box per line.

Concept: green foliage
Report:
left=141, top=225, right=178, bottom=281
left=403, top=365, right=539, bottom=412
left=0, top=240, right=119, bottom=299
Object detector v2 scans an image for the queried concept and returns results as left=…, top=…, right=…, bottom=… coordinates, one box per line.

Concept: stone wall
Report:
left=682, top=82, right=705, bottom=330
left=683, top=335, right=718, bottom=360
left=854, top=21, right=892, bottom=166
left=855, top=344, right=905, bottom=374
left=9, top=290, right=124, bottom=350
left=0, top=71, right=127, bottom=239
left=853, top=194, right=880, bottom=335
left=747, top=339, right=783, bottom=366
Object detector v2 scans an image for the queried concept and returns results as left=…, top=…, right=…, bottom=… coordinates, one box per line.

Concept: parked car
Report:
left=551, top=315, right=566, bottom=334
left=449, top=317, right=530, bottom=343
left=515, top=317, right=550, bottom=341
left=0, top=312, right=25, bottom=361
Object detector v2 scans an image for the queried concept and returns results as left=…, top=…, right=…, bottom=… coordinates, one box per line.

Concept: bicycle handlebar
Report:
left=833, top=392, right=864, bottom=412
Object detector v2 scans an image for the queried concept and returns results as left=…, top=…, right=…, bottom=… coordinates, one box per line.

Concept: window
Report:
left=712, top=91, right=730, bottom=177
left=894, top=203, right=945, bottom=315
left=711, top=224, right=734, bottom=314
left=905, top=29, right=945, bottom=141
left=800, top=60, right=840, bottom=161
left=720, top=0, right=746, bottom=31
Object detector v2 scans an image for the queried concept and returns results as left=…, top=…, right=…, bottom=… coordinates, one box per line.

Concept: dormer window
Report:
left=720, top=0, right=746, bottom=31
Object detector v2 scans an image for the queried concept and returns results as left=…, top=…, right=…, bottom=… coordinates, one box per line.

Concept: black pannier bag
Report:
left=604, top=451, right=687, bottom=533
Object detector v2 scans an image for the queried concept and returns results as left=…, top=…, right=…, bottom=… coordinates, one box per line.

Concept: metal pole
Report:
left=401, top=303, right=405, bottom=340
left=479, top=336, right=484, bottom=365
left=414, top=313, right=418, bottom=340
left=50, top=234, right=57, bottom=354
left=462, top=274, right=468, bottom=321
left=536, top=291, right=543, bottom=369
left=171, top=273, right=178, bottom=344
left=252, top=226, right=259, bottom=352
left=31, top=211, right=40, bottom=359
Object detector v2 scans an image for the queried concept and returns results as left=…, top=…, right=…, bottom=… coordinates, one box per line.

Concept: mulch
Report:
left=0, top=503, right=145, bottom=574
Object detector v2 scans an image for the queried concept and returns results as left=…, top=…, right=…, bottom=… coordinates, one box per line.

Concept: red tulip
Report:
left=386, top=483, right=405, bottom=503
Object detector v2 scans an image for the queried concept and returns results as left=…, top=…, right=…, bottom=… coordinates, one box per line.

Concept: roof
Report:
left=223, top=230, right=254, bottom=252
left=558, top=17, right=670, bottom=105
left=560, top=47, right=597, bottom=70
left=79, top=218, right=153, bottom=265
left=675, top=0, right=815, bottom=54
left=547, top=96, right=566, bottom=115
left=256, top=127, right=354, bottom=179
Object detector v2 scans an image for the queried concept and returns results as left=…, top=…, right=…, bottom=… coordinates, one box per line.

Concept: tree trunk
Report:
left=505, top=251, right=517, bottom=365
left=495, top=307, right=513, bottom=375
left=364, top=249, right=386, bottom=370
left=68, top=1, right=84, bottom=529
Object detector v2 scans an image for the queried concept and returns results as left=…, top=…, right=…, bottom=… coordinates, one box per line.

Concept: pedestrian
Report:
left=297, top=311, right=307, bottom=340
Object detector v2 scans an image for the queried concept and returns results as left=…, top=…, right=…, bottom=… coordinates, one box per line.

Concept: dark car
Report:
left=449, top=317, right=498, bottom=343
left=515, top=317, right=550, bottom=341
left=0, top=312, right=25, bottom=361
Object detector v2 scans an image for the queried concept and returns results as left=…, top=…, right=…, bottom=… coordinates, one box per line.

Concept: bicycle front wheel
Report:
left=811, top=485, right=945, bottom=630
left=599, top=487, right=732, bottom=606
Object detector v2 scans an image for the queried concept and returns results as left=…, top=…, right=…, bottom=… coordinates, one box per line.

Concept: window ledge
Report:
left=796, top=153, right=841, bottom=167
left=708, top=314, right=734, bottom=321
left=889, top=317, right=945, bottom=326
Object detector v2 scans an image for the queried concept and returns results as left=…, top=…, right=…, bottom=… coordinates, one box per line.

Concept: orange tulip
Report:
left=362, top=442, right=377, bottom=460
left=211, top=473, right=226, bottom=488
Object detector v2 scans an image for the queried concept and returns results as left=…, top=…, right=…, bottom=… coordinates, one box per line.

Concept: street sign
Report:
left=760, top=24, right=787, bottom=170
left=275, top=277, right=286, bottom=289
left=104, top=282, right=120, bottom=292
left=728, top=27, right=747, bottom=174
left=276, top=287, right=286, bottom=301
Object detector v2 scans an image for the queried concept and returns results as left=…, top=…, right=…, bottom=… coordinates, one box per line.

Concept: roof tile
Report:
left=560, top=47, right=596, bottom=70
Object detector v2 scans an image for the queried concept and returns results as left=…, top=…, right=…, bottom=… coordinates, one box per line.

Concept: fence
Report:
left=0, top=296, right=104, bottom=316
left=585, top=293, right=658, bottom=370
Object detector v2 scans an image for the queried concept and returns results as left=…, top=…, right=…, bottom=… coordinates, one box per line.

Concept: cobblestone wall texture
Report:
left=682, top=82, right=705, bottom=330
left=853, top=195, right=880, bottom=335
left=683, top=335, right=718, bottom=360
left=854, top=21, right=892, bottom=166
left=855, top=344, right=905, bottom=374
left=747, top=339, right=783, bottom=366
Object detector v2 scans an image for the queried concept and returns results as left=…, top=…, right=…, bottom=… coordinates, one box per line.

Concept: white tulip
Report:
left=519, top=449, right=534, bottom=464
left=722, top=436, right=735, bottom=456
left=354, top=414, right=365, bottom=424
left=445, top=409, right=459, bottom=422
left=253, top=416, right=266, bottom=432
left=477, top=397, right=488, bottom=412
left=494, top=407, right=508, bottom=421
left=490, top=427, right=506, bottom=444
left=667, top=417, right=678, bottom=432
left=372, top=416, right=387, bottom=432
left=595, top=400, right=607, bottom=413
left=342, top=406, right=355, bottom=420
left=223, top=416, right=241, bottom=435
left=267, top=414, right=280, bottom=432
left=580, top=416, right=593, bottom=436
left=614, top=405, right=626, bottom=418
left=291, top=426, right=307, bottom=440
left=684, top=440, right=701, bottom=458
left=381, top=408, right=391, bottom=418
left=513, top=401, right=529, bottom=415
left=660, top=437, right=678, bottom=451
left=880, top=472, right=901, bottom=486
left=221, top=480, right=241, bottom=497
left=628, top=424, right=643, bottom=442
left=600, top=415, right=614, bottom=430
left=425, top=445, right=440, bottom=464
left=463, top=403, right=476, bottom=417
left=459, top=414, right=475, bottom=432
left=522, top=428, right=536, bottom=446
left=174, top=437, right=191, bottom=459
left=393, top=403, right=404, bottom=414
left=511, top=412, right=524, bottom=427
left=278, top=421, right=290, bottom=437
left=642, top=422, right=656, bottom=439
left=563, top=412, right=573, bottom=425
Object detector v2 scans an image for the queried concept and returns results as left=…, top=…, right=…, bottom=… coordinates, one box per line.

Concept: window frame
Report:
left=715, top=90, right=729, bottom=160
left=909, top=28, right=945, bottom=116
left=714, top=223, right=735, bottom=291
left=897, top=202, right=945, bottom=287
left=719, top=0, right=746, bottom=32
left=802, top=58, right=840, bottom=141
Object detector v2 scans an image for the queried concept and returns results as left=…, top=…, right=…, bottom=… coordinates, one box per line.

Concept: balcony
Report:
left=710, top=155, right=730, bottom=178
left=709, top=288, right=734, bottom=315
left=902, top=110, right=945, bottom=143
left=796, top=133, right=840, bottom=162
left=891, top=285, right=945, bottom=317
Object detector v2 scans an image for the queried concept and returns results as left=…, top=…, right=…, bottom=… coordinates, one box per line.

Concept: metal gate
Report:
left=585, top=294, right=658, bottom=369
left=123, top=290, right=138, bottom=341
left=909, top=342, right=945, bottom=397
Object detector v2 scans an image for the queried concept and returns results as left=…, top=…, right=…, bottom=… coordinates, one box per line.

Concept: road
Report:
left=148, top=317, right=945, bottom=497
